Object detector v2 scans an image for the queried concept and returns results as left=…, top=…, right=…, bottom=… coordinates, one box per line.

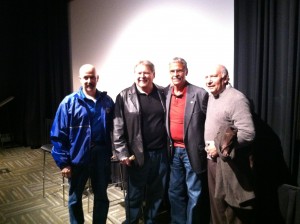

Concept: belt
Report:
left=174, top=146, right=185, bottom=150
left=146, top=147, right=164, bottom=152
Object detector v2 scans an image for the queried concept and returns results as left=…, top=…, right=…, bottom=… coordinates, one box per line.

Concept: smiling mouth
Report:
left=86, top=84, right=94, bottom=88
left=172, top=76, right=182, bottom=81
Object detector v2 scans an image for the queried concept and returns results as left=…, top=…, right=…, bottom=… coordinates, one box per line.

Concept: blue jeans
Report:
left=68, top=145, right=111, bottom=224
left=125, top=149, right=168, bottom=224
left=169, top=147, right=205, bottom=224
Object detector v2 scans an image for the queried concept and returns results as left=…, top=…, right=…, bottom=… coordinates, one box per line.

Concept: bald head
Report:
left=216, top=65, right=229, bottom=81
left=205, top=64, right=229, bottom=96
left=79, top=64, right=98, bottom=98
left=79, top=64, right=96, bottom=78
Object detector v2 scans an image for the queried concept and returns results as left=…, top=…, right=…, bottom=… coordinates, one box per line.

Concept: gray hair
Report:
left=134, top=60, right=155, bottom=73
left=169, top=57, right=188, bottom=70
left=219, top=65, right=228, bottom=78
left=217, top=64, right=229, bottom=84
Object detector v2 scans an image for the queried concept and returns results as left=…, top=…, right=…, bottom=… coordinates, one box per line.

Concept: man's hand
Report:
left=205, top=141, right=218, bottom=159
left=120, top=155, right=135, bottom=166
left=61, top=166, right=72, bottom=178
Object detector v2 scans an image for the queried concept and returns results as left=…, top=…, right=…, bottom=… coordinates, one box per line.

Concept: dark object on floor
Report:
left=278, top=184, right=300, bottom=224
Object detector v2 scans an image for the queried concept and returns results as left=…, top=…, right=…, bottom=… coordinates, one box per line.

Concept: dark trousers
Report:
left=125, top=149, right=168, bottom=224
left=68, top=145, right=111, bottom=224
left=207, top=159, right=255, bottom=224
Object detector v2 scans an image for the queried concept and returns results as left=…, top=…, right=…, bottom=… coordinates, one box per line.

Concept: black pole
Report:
left=126, top=166, right=130, bottom=224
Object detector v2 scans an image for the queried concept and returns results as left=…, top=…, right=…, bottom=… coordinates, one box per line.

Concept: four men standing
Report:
left=51, top=61, right=255, bottom=224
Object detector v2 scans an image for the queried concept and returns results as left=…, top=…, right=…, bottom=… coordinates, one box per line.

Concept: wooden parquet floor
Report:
left=0, top=146, right=126, bottom=224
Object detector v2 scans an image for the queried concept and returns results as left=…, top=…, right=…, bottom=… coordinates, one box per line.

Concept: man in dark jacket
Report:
left=113, top=60, right=168, bottom=224
left=165, top=57, right=210, bottom=224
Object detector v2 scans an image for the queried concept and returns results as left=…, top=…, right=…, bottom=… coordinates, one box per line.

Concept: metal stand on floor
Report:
left=0, top=96, right=16, bottom=149
left=41, top=144, right=69, bottom=206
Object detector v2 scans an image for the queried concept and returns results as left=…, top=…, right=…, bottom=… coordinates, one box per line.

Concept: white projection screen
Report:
left=69, top=0, right=234, bottom=100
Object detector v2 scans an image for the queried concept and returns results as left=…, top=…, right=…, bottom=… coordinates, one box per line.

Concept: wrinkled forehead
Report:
left=206, top=65, right=223, bottom=75
left=134, top=64, right=153, bottom=73
left=79, top=64, right=96, bottom=77
left=169, top=61, right=186, bottom=69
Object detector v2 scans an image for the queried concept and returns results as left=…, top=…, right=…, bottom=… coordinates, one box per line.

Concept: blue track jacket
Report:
left=50, top=88, right=114, bottom=169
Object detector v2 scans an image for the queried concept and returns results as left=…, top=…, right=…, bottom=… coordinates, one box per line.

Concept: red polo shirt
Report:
left=170, top=86, right=187, bottom=148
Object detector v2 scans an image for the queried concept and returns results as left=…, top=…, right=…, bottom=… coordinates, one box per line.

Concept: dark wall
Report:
left=0, top=1, right=72, bottom=147
left=0, top=2, right=23, bottom=135
left=234, top=0, right=300, bottom=185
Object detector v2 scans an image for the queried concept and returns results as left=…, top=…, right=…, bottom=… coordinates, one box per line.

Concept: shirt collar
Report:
left=171, top=84, right=187, bottom=97
left=136, top=84, right=157, bottom=95
left=79, top=87, right=100, bottom=100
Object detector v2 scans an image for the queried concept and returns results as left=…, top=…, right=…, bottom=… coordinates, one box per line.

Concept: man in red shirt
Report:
left=165, top=57, right=210, bottom=224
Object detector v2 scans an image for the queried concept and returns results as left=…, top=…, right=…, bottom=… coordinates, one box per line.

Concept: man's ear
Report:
left=223, top=74, right=229, bottom=84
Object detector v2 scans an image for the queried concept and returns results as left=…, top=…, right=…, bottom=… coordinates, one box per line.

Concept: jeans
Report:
left=169, top=147, right=208, bottom=224
left=125, top=149, right=168, bottom=224
left=68, top=145, right=111, bottom=224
